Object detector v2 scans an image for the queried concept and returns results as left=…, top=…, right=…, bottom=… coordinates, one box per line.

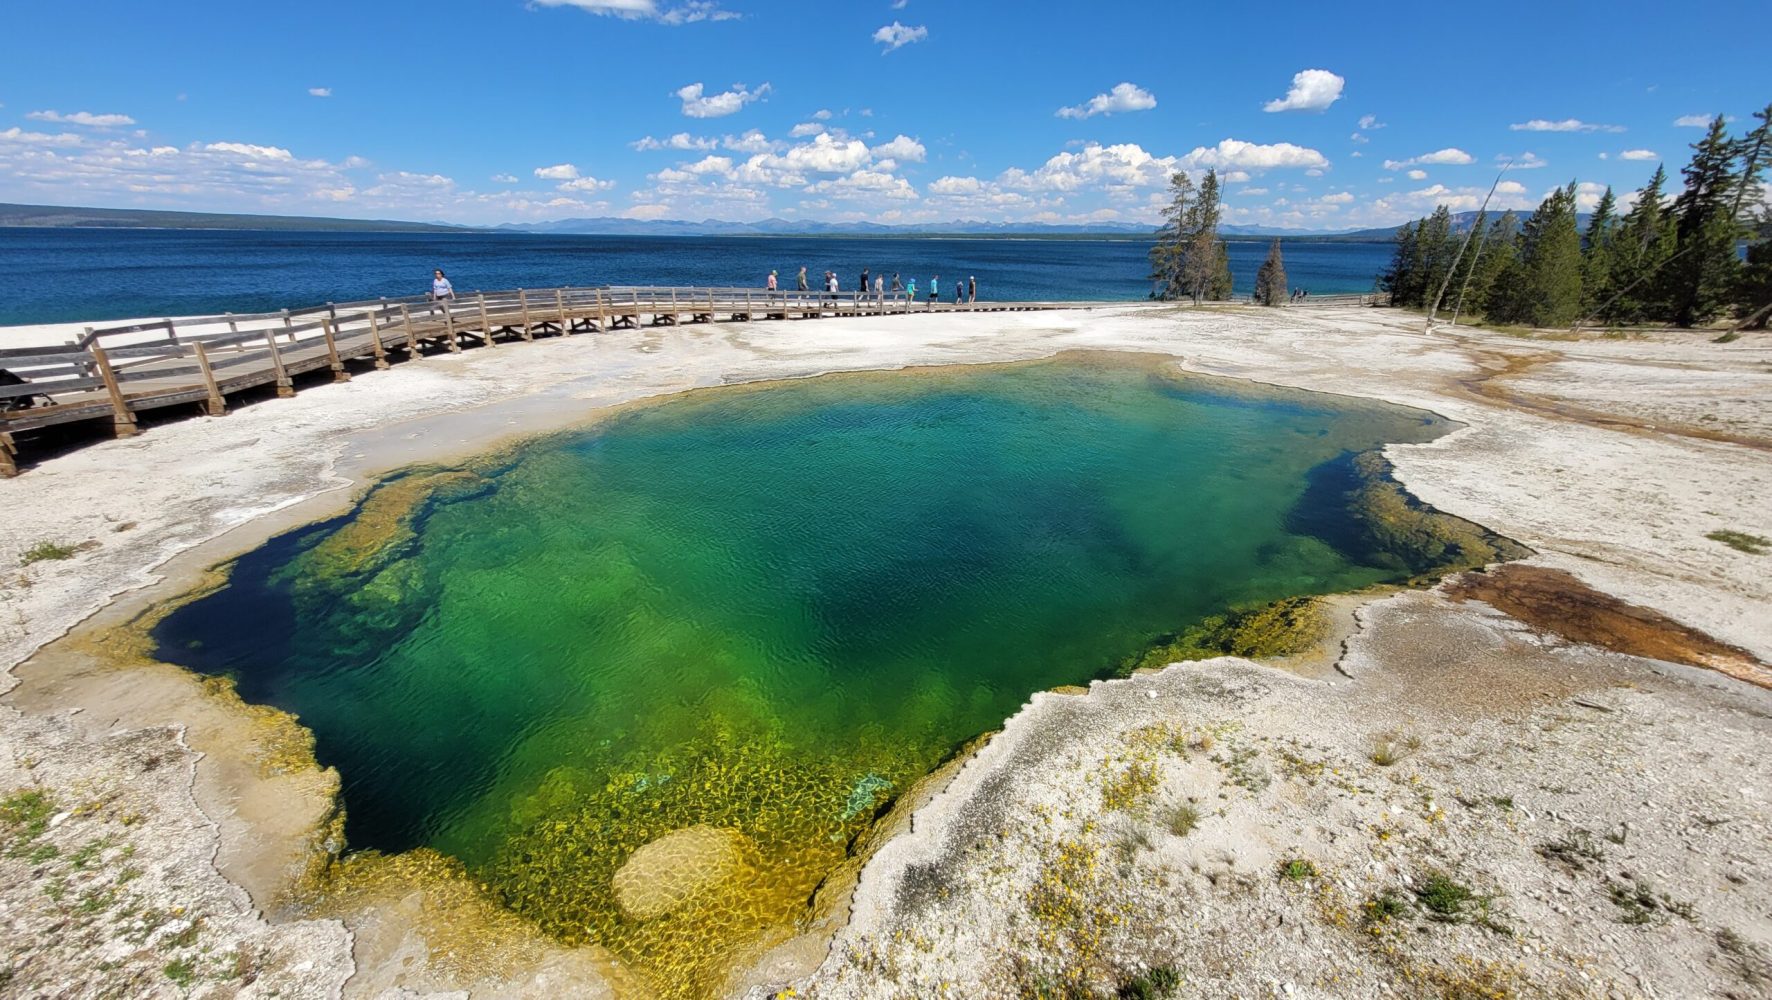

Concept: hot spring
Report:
left=153, top=352, right=1514, bottom=996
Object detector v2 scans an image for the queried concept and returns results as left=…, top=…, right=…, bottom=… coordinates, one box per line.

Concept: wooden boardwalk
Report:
left=0, top=285, right=1075, bottom=476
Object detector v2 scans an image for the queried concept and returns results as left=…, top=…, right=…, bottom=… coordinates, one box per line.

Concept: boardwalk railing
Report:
left=0, top=285, right=1064, bottom=476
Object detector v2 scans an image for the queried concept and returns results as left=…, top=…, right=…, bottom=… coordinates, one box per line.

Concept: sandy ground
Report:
left=1, top=303, right=1769, bottom=999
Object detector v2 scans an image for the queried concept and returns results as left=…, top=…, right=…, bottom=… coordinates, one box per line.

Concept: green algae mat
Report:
left=153, top=353, right=1510, bottom=996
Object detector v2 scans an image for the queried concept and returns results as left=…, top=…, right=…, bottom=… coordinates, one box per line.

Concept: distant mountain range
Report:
left=1, top=201, right=1433, bottom=242
left=496, top=216, right=1375, bottom=240
left=0, top=202, right=470, bottom=233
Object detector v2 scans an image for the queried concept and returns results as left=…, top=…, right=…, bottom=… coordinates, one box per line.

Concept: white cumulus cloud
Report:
left=1382, top=148, right=1474, bottom=169
left=1673, top=114, right=1713, bottom=127
left=871, top=134, right=926, bottom=162
left=872, top=21, right=927, bottom=52
left=631, top=132, right=718, bottom=151
left=675, top=81, right=770, bottom=118
left=308, top=87, right=332, bottom=98
left=1262, top=69, right=1344, bottom=113
left=1509, top=118, right=1624, bottom=133
left=1178, top=138, right=1329, bottom=171
left=534, top=163, right=581, bottom=180
left=1056, top=82, right=1157, bottom=120
left=559, top=175, right=615, bottom=192
left=532, top=1, right=738, bottom=24
left=1620, top=149, right=1658, bottom=161
left=26, top=109, right=136, bottom=128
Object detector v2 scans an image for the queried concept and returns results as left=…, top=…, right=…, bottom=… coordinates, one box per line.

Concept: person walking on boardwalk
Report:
left=767, top=269, right=778, bottom=292
left=891, top=273, right=903, bottom=295
left=874, top=273, right=885, bottom=302
left=429, top=269, right=455, bottom=316
left=968, top=276, right=977, bottom=303
left=861, top=267, right=870, bottom=299
left=954, top=281, right=964, bottom=306
left=929, top=275, right=939, bottom=307
left=906, top=277, right=917, bottom=301
left=797, top=266, right=809, bottom=292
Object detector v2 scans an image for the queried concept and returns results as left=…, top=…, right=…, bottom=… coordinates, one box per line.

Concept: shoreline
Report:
left=3, top=304, right=1770, bottom=998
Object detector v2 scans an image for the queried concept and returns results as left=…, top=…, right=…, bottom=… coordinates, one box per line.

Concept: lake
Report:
left=0, top=228, right=1394, bottom=326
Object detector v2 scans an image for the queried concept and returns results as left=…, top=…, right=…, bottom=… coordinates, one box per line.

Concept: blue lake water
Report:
left=0, top=228, right=1393, bottom=326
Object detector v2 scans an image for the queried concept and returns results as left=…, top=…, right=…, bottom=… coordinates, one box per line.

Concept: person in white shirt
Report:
left=430, top=269, right=455, bottom=300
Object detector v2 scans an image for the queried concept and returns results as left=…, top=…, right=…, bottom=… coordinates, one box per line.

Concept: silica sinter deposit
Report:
left=153, top=353, right=1515, bottom=996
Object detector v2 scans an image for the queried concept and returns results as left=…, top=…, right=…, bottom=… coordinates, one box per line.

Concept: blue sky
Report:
left=0, top=0, right=1762, bottom=229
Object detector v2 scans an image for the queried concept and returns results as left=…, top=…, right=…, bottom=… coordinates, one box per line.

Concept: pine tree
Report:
left=1663, top=116, right=1742, bottom=327
left=1254, top=240, right=1288, bottom=305
left=1739, top=234, right=1772, bottom=329
left=1181, top=170, right=1226, bottom=304
left=1604, top=166, right=1674, bottom=324
left=1464, top=211, right=1518, bottom=320
left=1493, top=183, right=1583, bottom=327
left=1148, top=172, right=1197, bottom=300
left=1731, top=104, right=1772, bottom=324
left=1415, top=206, right=1456, bottom=310
left=1382, top=221, right=1418, bottom=306
left=1579, top=187, right=1618, bottom=318
left=1209, top=240, right=1234, bottom=301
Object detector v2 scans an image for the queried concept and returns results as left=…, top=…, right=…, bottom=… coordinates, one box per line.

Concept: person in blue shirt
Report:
left=906, top=277, right=917, bottom=301
left=929, top=275, right=939, bottom=306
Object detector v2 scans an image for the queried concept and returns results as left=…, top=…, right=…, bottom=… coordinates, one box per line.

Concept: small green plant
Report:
left=1165, top=803, right=1201, bottom=837
left=1363, top=890, right=1409, bottom=927
left=1706, top=530, right=1770, bottom=555
left=1414, top=872, right=1474, bottom=921
left=1279, top=858, right=1319, bottom=881
left=163, top=958, right=197, bottom=987
left=1116, top=965, right=1182, bottom=999
left=1369, top=731, right=1422, bottom=767
left=1713, top=331, right=1741, bottom=344
left=19, top=540, right=80, bottom=566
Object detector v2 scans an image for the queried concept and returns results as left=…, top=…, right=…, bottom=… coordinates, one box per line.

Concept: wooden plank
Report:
left=0, top=430, right=16, bottom=477
left=88, top=344, right=140, bottom=438
left=192, top=341, right=227, bottom=416
left=0, top=377, right=106, bottom=400
left=77, top=319, right=174, bottom=345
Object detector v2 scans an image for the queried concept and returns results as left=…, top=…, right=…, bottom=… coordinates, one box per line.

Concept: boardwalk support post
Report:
left=518, top=289, right=535, bottom=341
left=397, top=304, right=423, bottom=360
left=0, top=431, right=17, bottom=477
left=192, top=342, right=227, bottom=416
left=442, top=301, right=462, bottom=353
left=262, top=331, right=295, bottom=397
left=321, top=317, right=351, bottom=382
left=364, top=311, right=391, bottom=370
left=89, top=344, right=139, bottom=437
left=477, top=293, right=497, bottom=347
